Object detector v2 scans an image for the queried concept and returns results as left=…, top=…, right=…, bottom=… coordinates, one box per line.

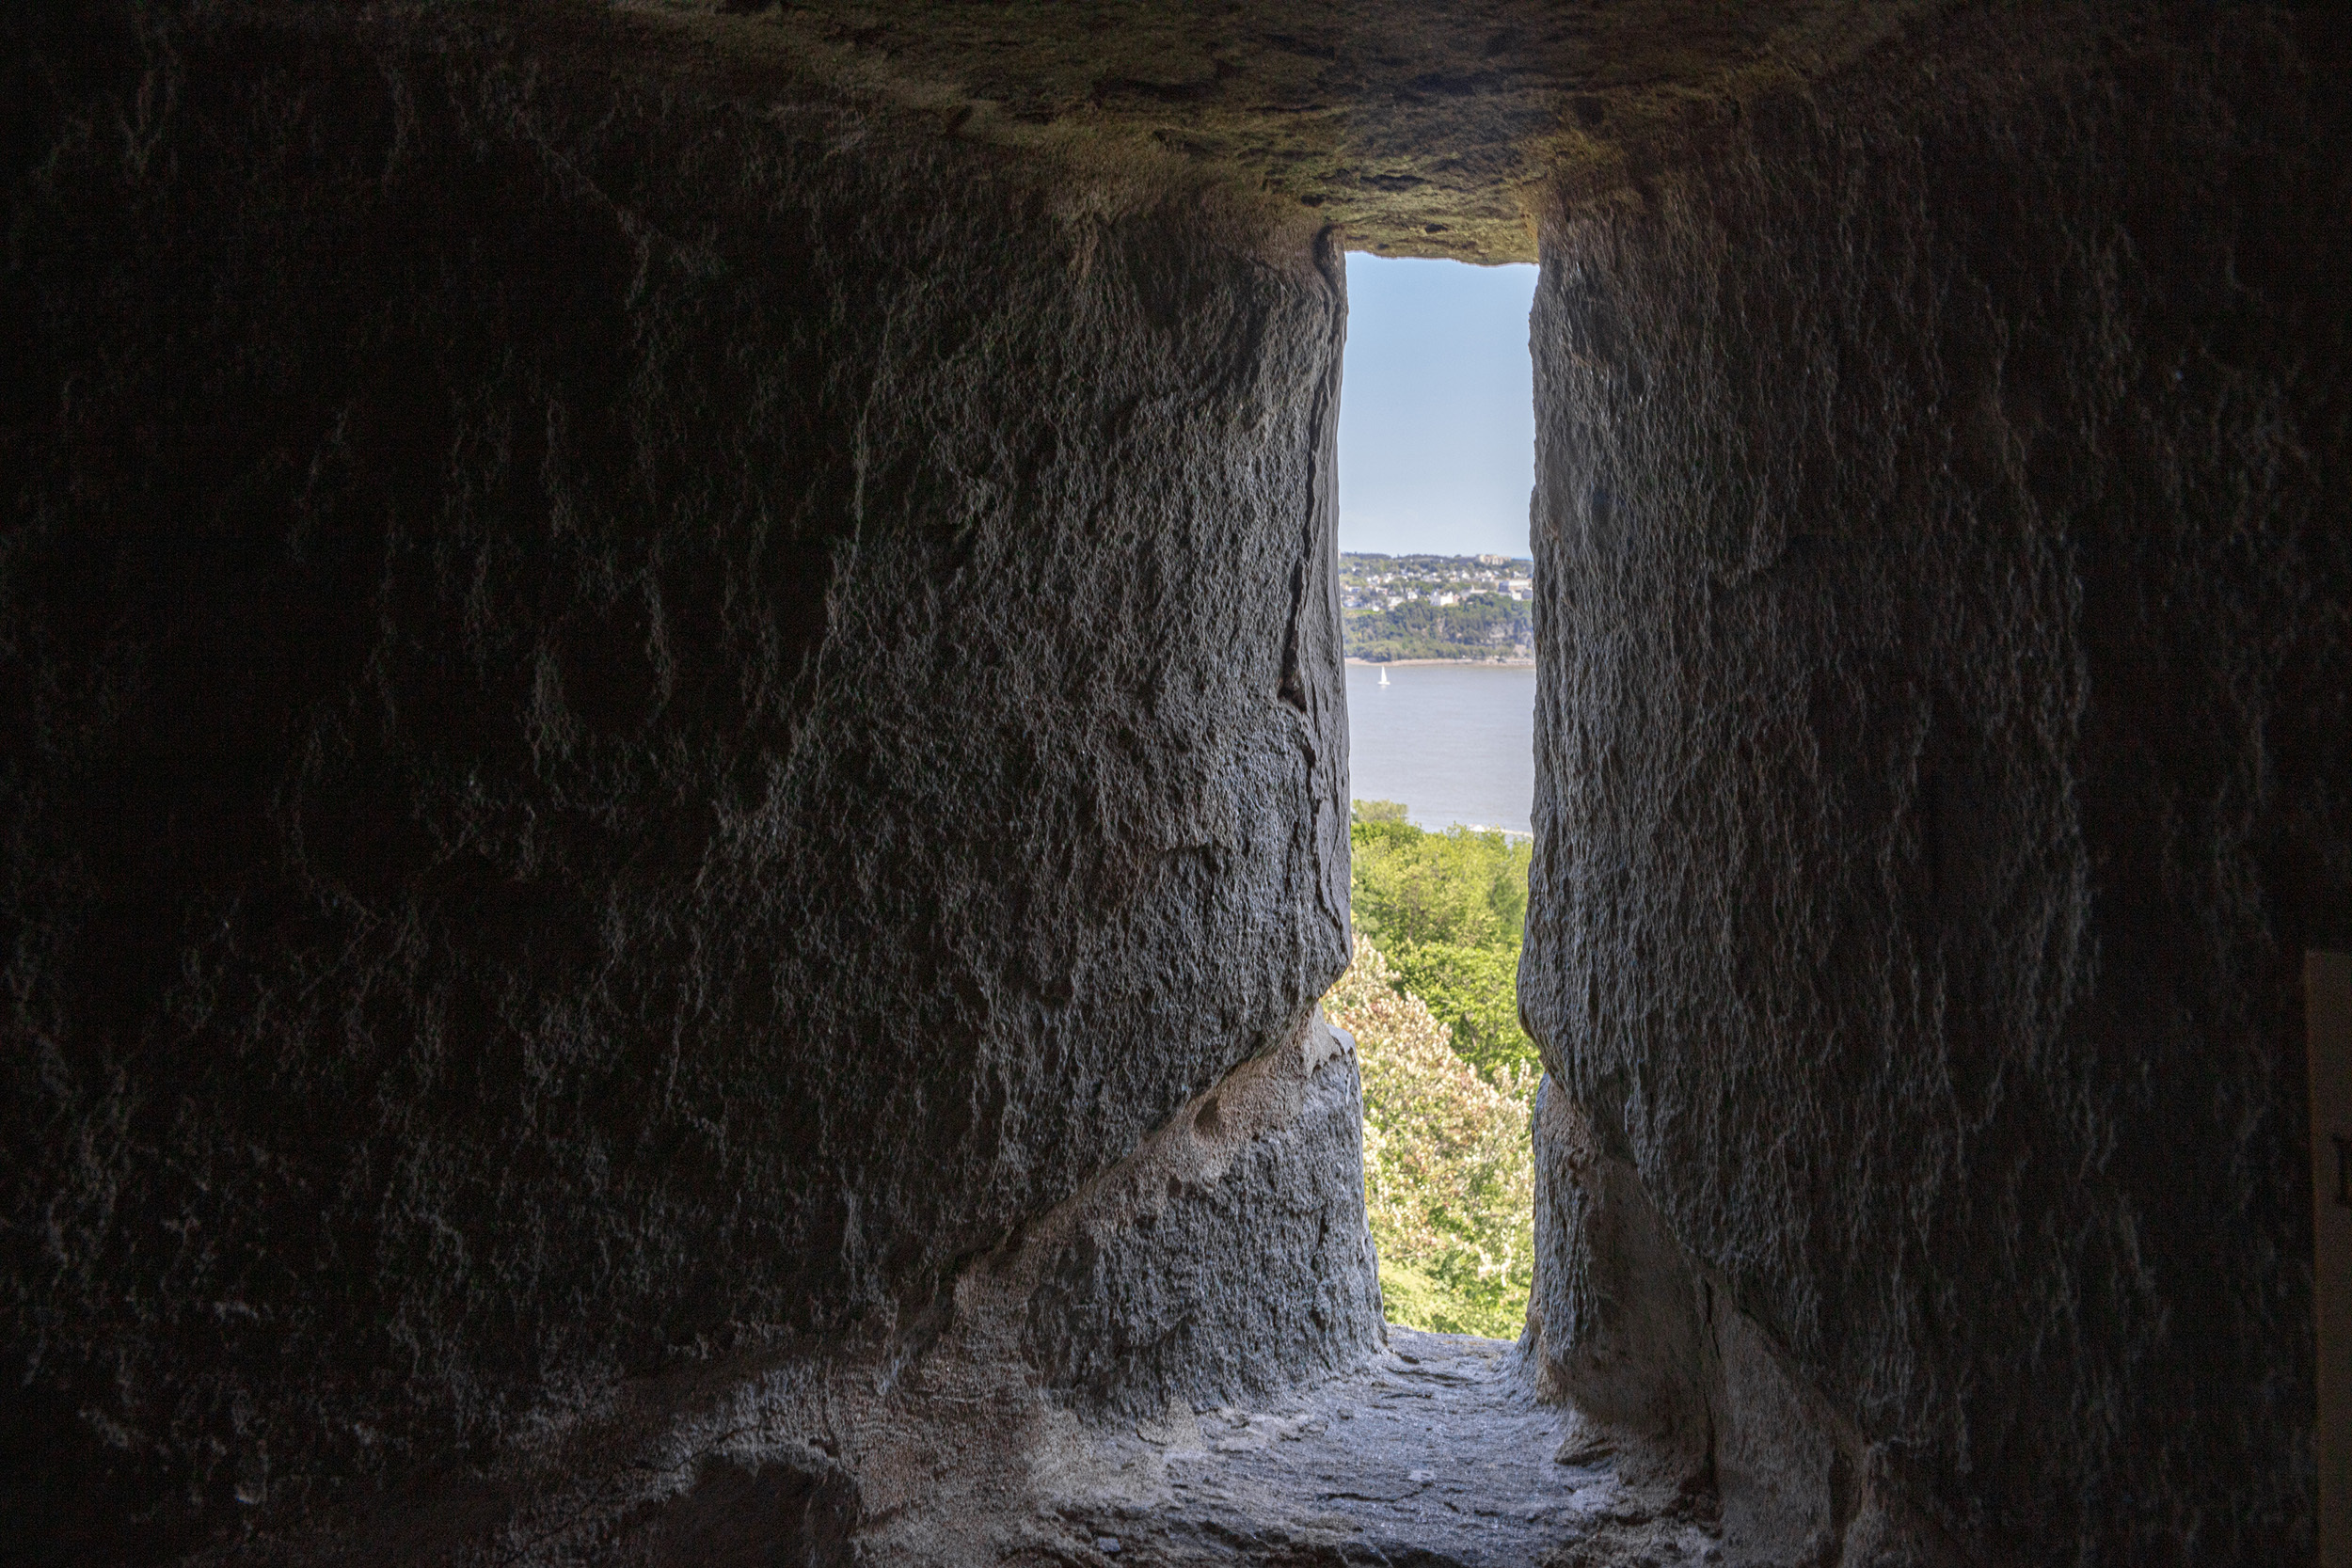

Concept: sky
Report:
left=1336, top=254, right=1540, bottom=560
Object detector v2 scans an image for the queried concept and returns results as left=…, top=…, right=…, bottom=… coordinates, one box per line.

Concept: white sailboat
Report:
left=1377, top=665, right=1390, bottom=687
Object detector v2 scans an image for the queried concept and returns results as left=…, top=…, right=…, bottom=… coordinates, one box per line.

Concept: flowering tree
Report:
left=1324, top=935, right=1535, bottom=1339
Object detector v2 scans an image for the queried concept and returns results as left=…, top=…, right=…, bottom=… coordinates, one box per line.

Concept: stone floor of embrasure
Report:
left=1041, top=1327, right=1725, bottom=1567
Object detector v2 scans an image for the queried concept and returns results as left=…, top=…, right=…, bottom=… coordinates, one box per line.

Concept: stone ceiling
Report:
left=598, top=0, right=1950, bottom=261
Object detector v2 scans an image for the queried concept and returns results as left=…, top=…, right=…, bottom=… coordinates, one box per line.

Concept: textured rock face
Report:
left=1522, top=7, right=2351, bottom=1565
left=0, top=4, right=1368, bottom=1556
left=1021, top=1014, right=1384, bottom=1418
left=193, top=1016, right=1380, bottom=1566
left=532, top=0, right=1942, bottom=263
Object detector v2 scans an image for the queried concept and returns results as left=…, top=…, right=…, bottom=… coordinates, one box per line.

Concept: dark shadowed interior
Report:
left=3, top=3, right=2347, bottom=1564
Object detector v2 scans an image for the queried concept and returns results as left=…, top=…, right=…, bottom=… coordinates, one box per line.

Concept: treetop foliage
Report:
left=1343, top=593, right=1532, bottom=663
left=1345, top=809, right=1535, bottom=1079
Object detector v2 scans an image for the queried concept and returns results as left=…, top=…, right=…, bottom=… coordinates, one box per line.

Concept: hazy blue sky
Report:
left=1336, top=254, right=1539, bottom=559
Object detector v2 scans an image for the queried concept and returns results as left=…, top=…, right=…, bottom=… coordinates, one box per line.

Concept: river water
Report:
left=1343, top=662, right=1537, bottom=836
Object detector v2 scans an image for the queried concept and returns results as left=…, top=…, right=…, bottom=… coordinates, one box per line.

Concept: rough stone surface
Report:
left=1522, top=6, right=2352, bottom=1565
left=213, top=1317, right=1724, bottom=1566
left=1021, top=1015, right=1385, bottom=1419
left=1049, top=1326, right=1667, bottom=1568
left=1525, top=1078, right=1713, bottom=1481
left=563, top=0, right=1945, bottom=263
left=1, top=4, right=1362, bottom=1556
left=178, top=1016, right=1376, bottom=1565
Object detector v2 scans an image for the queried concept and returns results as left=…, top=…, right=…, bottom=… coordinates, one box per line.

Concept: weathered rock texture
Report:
left=558, top=0, right=1946, bottom=264
left=1523, top=5, right=2352, bottom=1564
left=1021, top=1014, right=1383, bottom=1418
left=1, top=3, right=1373, bottom=1557
left=194, top=1015, right=1379, bottom=1566
left=1051, top=1326, right=1637, bottom=1568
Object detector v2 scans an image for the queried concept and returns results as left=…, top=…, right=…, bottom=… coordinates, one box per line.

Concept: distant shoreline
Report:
left=1344, top=657, right=1534, bottom=668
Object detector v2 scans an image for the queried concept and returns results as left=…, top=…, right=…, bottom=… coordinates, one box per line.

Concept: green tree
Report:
left=1343, top=592, right=1532, bottom=661
left=1377, top=940, right=1529, bottom=1080
left=1347, top=812, right=1536, bottom=1079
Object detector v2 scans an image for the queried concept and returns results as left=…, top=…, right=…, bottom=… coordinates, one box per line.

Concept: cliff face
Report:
left=0, top=7, right=1372, bottom=1557
left=1521, top=8, right=2352, bottom=1563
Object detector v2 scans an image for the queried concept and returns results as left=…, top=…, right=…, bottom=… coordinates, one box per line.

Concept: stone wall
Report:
left=1522, top=6, right=2352, bottom=1564
left=0, top=4, right=1370, bottom=1558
